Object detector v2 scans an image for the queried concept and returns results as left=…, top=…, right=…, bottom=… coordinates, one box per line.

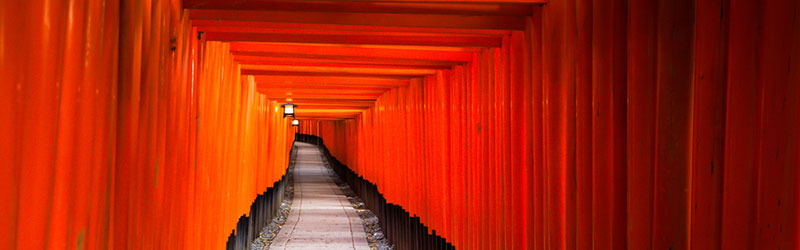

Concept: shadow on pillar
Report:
left=296, top=134, right=457, bottom=250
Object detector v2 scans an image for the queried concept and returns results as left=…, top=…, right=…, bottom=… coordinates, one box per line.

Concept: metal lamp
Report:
left=281, top=103, right=297, bottom=118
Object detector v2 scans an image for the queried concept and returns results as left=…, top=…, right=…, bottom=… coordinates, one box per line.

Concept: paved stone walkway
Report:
left=271, top=142, right=370, bottom=250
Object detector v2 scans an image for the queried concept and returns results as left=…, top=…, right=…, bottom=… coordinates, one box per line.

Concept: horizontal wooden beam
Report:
left=261, top=92, right=380, bottom=100
left=258, top=83, right=392, bottom=91
left=287, top=0, right=545, bottom=3
left=261, top=89, right=383, bottom=96
left=242, top=69, right=418, bottom=78
left=294, top=117, right=352, bottom=121
left=204, top=32, right=502, bottom=47
left=189, top=9, right=526, bottom=30
left=274, top=99, right=375, bottom=105
left=184, top=1, right=537, bottom=16
left=191, top=20, right=511, bottom=36
left=242, top=64, right=437, bottom=76
left=296, top=112, right=361, bottom=115
left=295, top=114, right=360, bottom=117
left=293, top=104, right=372, bottom=109
left=296, top=114, right=358, bottom=118
left=196, top=25, right=505, bottom=39
left=295, top=116, right=356, bottom=120
left=230, top=43, right=474, bottom=61
left=259, top=88, right=389, bottom=95
left=235, top=56, right=454, bottom=68
left=296, top=108, right=365, bottom=113
left=254, top=75, right=410, bottom=87
left=241, top=60, right=444, bottom=70
left=234, top=51, right=465, bottom=67
left=229, top=43, right=473, bottom=63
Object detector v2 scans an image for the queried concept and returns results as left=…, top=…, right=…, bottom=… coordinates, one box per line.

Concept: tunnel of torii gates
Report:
left=2, top=0, right=800, bottom=249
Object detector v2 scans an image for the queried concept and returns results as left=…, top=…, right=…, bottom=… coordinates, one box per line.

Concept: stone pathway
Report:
left=270, top=142, right=371, bottom=250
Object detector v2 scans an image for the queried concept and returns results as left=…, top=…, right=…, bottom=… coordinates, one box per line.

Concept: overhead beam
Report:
left=296, top=112, right=360, bottom=115
left=295, top=114, right=361, bottom=117
left=195, top=25, right=505, bottom=38
left=204, top=32, right=502, bottom=47
left=189, top=9, right=526, bottom=30
left=253, top=75, right=410, bottom=87
left=191, top=20, right=511, bottom=36
left=234, top=56, right=454, bottom=68
left=229, top=43, right=474, bottom=62
left=242, top=64, right=437, bottom=76
left=184, top=1, right=537, bottom=16
left=233, top=51, right=464, bottom=67
left=294, top=115, right=357, bottom=120
left=259, top=88, right=389, bottom=95
left=296, top=111, right=361, bottom=115
left=294, top=118, right=351, bottom=121
left=239, top=55, right=452, bottom=70
left=261, top=92, right=380, bottom=100
left=261, top=89, right=384, bottom=96
left=258, top=83, right=392, bottom=91
left=272, top=99, right=376, bottom=108
left=287, top=0, right=546, bottom=3
left=296, top=108, right=365, bottom=113
left=296, top=113, right=358, bottom=117
left=294, top=104, right=372, bottom=109
left=276, top=99, right=376, bottom=105
left=242, top=70, right=418, bottom=78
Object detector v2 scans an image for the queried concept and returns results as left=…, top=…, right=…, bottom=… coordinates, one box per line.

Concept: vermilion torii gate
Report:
left=2, top=0, right=799, bottom=249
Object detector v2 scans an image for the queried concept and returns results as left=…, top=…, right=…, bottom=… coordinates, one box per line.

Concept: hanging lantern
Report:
left=292, top=119, right=299, bottom=126
left=281, top=103, right=297, bottom=117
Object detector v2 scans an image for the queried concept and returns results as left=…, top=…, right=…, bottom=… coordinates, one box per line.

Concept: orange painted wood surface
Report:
left=1, top=1, right=293, bottom=249
left=2, top=0, right=800, bottom=249
left=296, top=1, right=800, bottom=250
